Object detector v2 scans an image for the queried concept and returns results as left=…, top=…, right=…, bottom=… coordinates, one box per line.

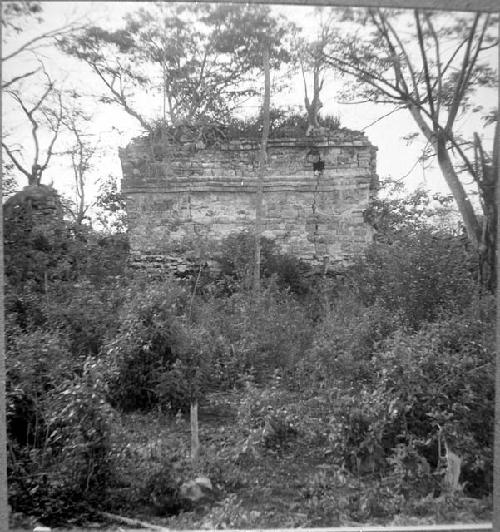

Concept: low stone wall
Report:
left=120, top=129, right=378, bottom=270
left=3, top=185, right=63, bottom=241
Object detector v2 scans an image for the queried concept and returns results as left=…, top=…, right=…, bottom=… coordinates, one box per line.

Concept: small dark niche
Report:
left=313, top=160, right=325, bottom=172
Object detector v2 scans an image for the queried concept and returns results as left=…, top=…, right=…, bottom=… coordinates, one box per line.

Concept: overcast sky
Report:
left=2, top=2, right=498, bottom=212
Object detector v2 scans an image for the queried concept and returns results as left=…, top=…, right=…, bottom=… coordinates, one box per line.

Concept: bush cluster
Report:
left=7, top=326, right=114, bottom=525
left=5, top=204, right=127, bottom=525
left=5, top=183, right=495, bottom=525
left=147, top=107, right=342, bottom=147
left=214, top=230, right=311, bottom=295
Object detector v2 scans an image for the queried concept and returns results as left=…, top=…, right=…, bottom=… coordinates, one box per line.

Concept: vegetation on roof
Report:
left=146, top=108, right=342, bottom=147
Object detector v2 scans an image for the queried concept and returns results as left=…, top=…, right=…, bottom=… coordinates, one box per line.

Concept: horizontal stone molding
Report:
left=123, top=181, right=373, bottom=195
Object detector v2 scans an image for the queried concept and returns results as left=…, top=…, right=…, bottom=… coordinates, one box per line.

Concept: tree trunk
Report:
left=408, top=107, right=483, bottom=252
left=304, top=62, right=323, bottom=129
left=254, top=46, right=271, bottom=294
left=436, top=138, right=498, bottom=290
left=435, top=136, right=482, bottom=248
left=0, top=162, right=8, bottom=532
left=480, top=121, right=499, bottom=291
left=480, top=201, right=496, bottom=291
left=477, top=153, right=497, bottom=291
left=493, top=28, right=500, bottom=527
left=411, top=108, right=498, bottom=288
left=29, top=165, right=40, bottom=186
left=76, top=169, right=86, bottom=226
left=162, top=64, right=167, bottom=123
left=190, top=401, right=200, bottom=462
left=494, top=144, right=500, bottom=532
left=311, top=62, right=322, bottom=128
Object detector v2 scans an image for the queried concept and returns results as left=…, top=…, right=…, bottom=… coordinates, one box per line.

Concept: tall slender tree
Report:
left=324, top=8, right=498, bottom=287
left=59, top=104, right=100, bottom=225
left=254, top=46, right=271, bottom=294
left=297, top=10, right=337, bottom=130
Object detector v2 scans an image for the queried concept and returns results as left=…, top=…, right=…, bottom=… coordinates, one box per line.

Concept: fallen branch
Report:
left=97, top=510, right=169, bottom=530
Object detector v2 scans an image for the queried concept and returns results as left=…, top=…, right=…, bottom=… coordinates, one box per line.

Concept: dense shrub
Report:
left=95, top=276, right=310, bottom=414
left=44, top=279, right=124, bottom=359
left=98, top=279, right=196, bottom=412
left=154, top=319, right=224, bottom=411
left=7, top=326, right=114, bottom=525
left=353, top=184, right=478, bottom=329
left=374, top=298, right=495, bottom=496
left=296, top=295, right=400, bottom=388
left=7, top=327, right=72, bottom=460
left=5, top=179, right=494, bottom=525
left=61, top=226, right=129, bottom=284
left=216, top=231, right=311, bottom=295
left=234, top=376, right=301, bottom=454
left=346, top=229, right=477, bottom=329
left=4, top=196, right=128, bottom=293
left=320, top=297, right=495, bottom=498
left=4, top=208, right=125, bottom=524
left=211, top=285, right=313, bottom=383
left=8, top=379, right=114, bottom=525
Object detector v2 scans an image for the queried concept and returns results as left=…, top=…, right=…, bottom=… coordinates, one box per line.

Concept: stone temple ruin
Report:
left=119, top=128, right=378, bottom=272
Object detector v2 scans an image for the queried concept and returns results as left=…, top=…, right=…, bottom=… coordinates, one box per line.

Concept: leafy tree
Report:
left=1, top=161, right=19, bottom=197
left=324, top=8, right=498, bottom=288
left=353, top=183, right=478, bottom=329
left=1, top=1, right=85, bottom=89
left=94, top=175, right=127, bottom=234
left=120, top=3, right=284, bottom=125
left=1, top=1, right=42, bottom=30
left=2, top=2, right=43, bottom=90
left=207, top=7, right=295, bottom=293
left=59, top=4, right=294, bottom=131
left=296, top=10, right=338, bottom=130
left=365, top=179, right=461, bottom=238
left=57, top=24, right=151, bottom=131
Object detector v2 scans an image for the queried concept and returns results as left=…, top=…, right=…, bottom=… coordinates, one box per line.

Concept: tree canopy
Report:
left=58, top=3, right=295, bottom=131
left=323, top=8, right=498, bottom=286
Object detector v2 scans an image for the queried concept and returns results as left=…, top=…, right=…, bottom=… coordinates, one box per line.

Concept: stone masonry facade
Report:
left=119, top=129, right=378, bottom=271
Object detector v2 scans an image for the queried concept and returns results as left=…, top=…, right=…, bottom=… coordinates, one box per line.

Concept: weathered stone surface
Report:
left=179, top=476, right=213, bottom=502
left=120, top=130, right=378, bottom=270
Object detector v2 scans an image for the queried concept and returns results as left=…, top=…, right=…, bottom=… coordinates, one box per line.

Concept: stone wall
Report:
left=120, top=129, right=378, bottom=270
left=4, top=185, right=63, bottom=239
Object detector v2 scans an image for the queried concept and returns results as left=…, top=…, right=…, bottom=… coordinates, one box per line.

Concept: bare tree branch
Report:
left=383, top=13, right=420, bottom=101
left=431, top=36, right=468, bottom=93
left=369, top=9, right=410, bottom=98
left=424, top=13, right=442, bottom=123
left=361, top=106, right=404, bottom=131
left=3, top=64, right=62, bottom=185
left=414, top=11, right=436, bottom=130
left=2, top=24, right=86, bottom=63
left=448, top=133, right=477, bottom=178
left=39, top=92, right=63, bottom=173
left=1, top=142, right=31, bottom=180
left=445, top=13, right=481, bottom=132
left=89, top=63, right=151, bottom=131
left=2, top=68, right=40, bottom=90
